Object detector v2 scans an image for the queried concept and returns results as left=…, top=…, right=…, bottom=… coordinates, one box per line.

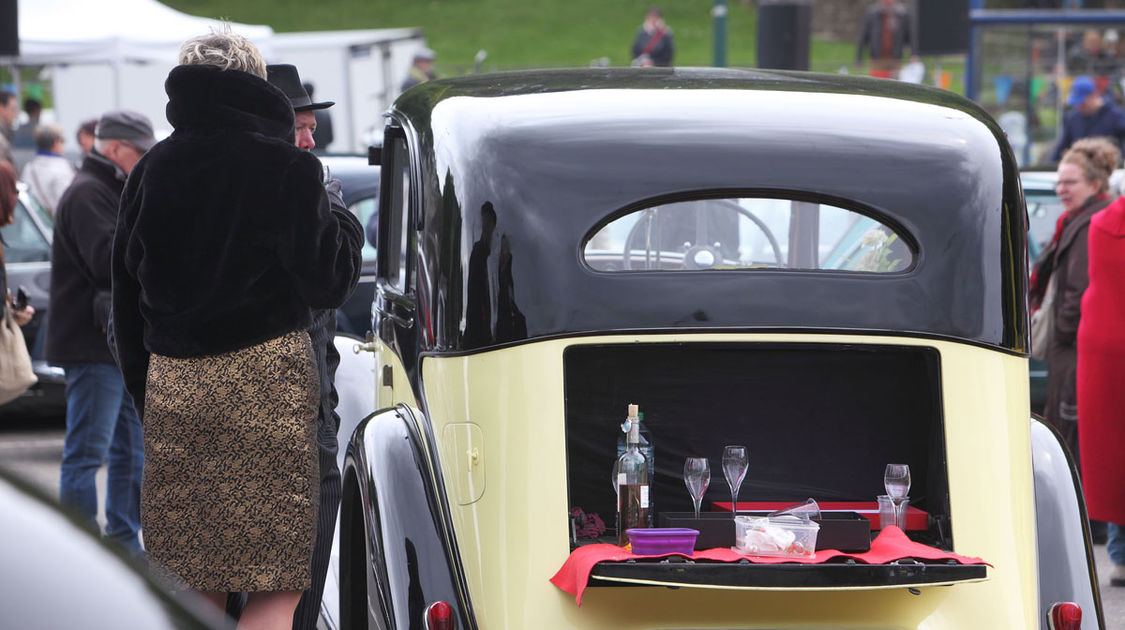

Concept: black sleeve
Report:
left=111, top=164, right=150, bottom=418
left=276, top=152, right=365, bottom=309
left=856, top=11, right=872, bottom=63
left=67, top=185, right=119, bottom=292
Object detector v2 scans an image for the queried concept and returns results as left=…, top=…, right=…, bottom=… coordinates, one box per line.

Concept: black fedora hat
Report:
left=266, top=64, right=334, bottom=111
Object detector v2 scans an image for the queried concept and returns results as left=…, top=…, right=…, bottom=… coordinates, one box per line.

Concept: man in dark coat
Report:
left=1050, top=75, right=1125, bottom=162
left=47, top=109, right=156, bottom=554
left=631, top=7, right=675, bottom=67
left=267, top=63, right=353, bottom=630
left=855, top=0, right=912, bottom=78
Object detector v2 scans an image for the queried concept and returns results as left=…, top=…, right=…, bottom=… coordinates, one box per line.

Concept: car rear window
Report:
left=584, top=196, right=913, bottom=274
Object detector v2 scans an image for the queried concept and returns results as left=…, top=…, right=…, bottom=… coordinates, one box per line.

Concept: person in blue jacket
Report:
left=1051, top=75, right=1125, bottom=162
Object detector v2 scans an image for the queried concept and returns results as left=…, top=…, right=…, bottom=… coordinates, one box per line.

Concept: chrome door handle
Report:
left=353, top=341, right=377, bottom=354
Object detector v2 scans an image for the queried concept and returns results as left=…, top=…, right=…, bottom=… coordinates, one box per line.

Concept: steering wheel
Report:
left=622, top=200, right=784, bottom=270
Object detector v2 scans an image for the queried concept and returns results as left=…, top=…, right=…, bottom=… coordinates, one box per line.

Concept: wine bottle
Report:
left=616, top=411, right=655, bottom=523
left=616, top=404, right=650, bottom=546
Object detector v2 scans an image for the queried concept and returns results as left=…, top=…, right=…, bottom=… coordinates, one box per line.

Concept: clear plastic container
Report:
left=734, top=515, right=819, bottom=558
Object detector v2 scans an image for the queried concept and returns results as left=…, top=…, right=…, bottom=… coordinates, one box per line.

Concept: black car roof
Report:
left=390, top=68, right=1027, bottom=354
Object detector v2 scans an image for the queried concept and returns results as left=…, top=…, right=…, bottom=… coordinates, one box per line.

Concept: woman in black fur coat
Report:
left=111, top=29, right=363, bottom=628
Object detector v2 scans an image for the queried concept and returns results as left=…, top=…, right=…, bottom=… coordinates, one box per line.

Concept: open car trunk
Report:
left=563, top=341, right=982, bottom=589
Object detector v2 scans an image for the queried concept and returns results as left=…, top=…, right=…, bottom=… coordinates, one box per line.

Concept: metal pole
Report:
left=713, top=0, right=728, bottom=67
left=966, top=0, right=985, bottom=101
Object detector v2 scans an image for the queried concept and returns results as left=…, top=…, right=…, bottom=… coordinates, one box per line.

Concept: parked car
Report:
left=321, top=154, right=380, bottom=337
left=0, top=184, right=64, bottom=413
left=327, top=68, right=1101, bottom=628
left=0, top=468, right=219, bottom=629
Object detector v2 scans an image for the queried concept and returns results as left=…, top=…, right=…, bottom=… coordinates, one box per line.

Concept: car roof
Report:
left=391, top=68, right=1027, bottom=353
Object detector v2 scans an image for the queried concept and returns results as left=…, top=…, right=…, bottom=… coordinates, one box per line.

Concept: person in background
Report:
left=0, top=91, right=17, bottom=166
left=1050, top=76, right=1125, bottom=162
left=302, top=81, right=334, bottom=154
left=631, top=7, right=675, bottom=67
left=266, top=62, right=350, bottom=630
left=401, top=47, right=437, bottom=92
left=855, top=0, right=913, bottom=79
left=20, top=123, right=75, bottom=216
left=1078, top=183, right=1125, bottom=588
left=76, top=118, right=97, bottom=157
left=0, top=161, right=35, bottom=327
left=1029, top=137, right=1119, bottom=464
left=112, top=29, right=362, bottom=629
left=12, top=97, right=41, bottom=150
left=48, top=109, right=155, bottom=556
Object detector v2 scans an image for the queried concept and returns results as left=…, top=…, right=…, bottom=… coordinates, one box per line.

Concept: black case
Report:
left=658, top=511, right=871, bottom=552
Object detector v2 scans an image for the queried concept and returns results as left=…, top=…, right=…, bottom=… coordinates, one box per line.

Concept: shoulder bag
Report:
left=0, top=244, right=37, bottom=404
left=1029, top=270, right=1056, bottom=361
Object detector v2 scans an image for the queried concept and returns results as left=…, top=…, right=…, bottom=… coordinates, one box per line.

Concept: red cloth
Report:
left=879, top=12, right=894, bottom=58
left=549, top=526, right=988, bottom=606
left=1079, top=196, right=1125, bottom=524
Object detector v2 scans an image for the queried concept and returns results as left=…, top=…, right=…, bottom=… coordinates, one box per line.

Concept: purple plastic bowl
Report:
left=626, top=527, right=700, bottom=555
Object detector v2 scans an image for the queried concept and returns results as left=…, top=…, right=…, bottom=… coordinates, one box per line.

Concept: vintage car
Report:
left=329, top=68, right=1102, bottom=629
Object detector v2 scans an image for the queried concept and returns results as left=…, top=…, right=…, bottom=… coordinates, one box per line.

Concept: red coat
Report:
left=1078, top=196, right=1125, bottom=524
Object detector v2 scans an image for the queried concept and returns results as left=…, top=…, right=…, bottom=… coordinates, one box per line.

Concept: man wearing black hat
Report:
left=266, top=63, right=351, bottom=630
left=48, top=109, right=157, bottom=555
left=303, top=81, right=334, bottom=154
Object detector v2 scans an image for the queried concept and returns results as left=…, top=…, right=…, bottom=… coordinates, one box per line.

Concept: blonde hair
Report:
left=1061, top=137, right=1121, bottom=194
left=178, top=23, right=266, bottom=79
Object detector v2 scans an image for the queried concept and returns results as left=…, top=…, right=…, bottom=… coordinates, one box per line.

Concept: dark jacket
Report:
left=46, top=151, right=127, bottom=364
left=112, top=65, right=364, bottom=416
left=1050, top=101, right=1125, bottom=162
left=856, top=3, right=911, bottom=64
left=1043, top=194, right=1111, bottom=428
left=631, top=26, right=675, bottom=67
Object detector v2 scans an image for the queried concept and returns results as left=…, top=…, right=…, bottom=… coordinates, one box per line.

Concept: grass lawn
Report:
left=163, top=0, right=961, bottom=87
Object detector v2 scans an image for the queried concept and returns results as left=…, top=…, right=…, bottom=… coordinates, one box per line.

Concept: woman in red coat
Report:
left=1078, top=193, right=1125, bottom=586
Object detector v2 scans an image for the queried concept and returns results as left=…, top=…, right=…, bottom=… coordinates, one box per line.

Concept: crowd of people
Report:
left=1031, top=135, right=1125, bottom=588
left=0, top=27, right=363, bottom=630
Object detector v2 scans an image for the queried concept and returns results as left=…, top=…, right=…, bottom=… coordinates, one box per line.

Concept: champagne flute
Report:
left=722, top=445, right=749, bottom=516
left=683, top=457, right=711, bottom=519
left=884, top=463, right=911, bottom=529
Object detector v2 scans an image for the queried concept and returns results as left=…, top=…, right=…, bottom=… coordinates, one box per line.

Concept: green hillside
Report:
left=163, top=0, right=857, bottom=74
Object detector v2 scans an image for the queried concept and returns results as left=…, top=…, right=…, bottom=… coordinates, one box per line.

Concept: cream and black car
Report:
left=326, top=68, right=1102, bottom=629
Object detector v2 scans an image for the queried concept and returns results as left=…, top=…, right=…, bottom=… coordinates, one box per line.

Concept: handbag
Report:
left=0, top=244, right=37, bottom=405
left=1029, top=274, right=1055, bottom=361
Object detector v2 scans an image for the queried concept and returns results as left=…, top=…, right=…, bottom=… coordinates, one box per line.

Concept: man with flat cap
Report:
left=266, top=63, right=358, bottom=630
left=401, top=47, right=437, bottom=92
left=48, top=109, right=156, bottom=555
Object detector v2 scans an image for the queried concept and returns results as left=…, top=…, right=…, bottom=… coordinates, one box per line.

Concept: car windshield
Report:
left=584, top=197, right=912, bottom=273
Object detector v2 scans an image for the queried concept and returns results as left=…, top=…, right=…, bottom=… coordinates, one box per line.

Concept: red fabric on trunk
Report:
left=549, top=526, right=988, bottom=606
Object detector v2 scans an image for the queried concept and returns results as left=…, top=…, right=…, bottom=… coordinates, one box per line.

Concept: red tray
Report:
left=711, top=501, right=928, bottom=531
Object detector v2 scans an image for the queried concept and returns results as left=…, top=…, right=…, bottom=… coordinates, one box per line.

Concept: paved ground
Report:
left=1, top=421, right=1123, bottom=628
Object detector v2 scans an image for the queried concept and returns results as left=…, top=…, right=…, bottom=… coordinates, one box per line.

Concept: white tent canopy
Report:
left=15, top=0, right=274, bottom=65
left=7, top=0, right=426, bottom=154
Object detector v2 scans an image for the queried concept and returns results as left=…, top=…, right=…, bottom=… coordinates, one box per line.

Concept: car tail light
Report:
left=424, top=601, right=455, bottom=630
left=1047, top=602, right=1082, bottom=630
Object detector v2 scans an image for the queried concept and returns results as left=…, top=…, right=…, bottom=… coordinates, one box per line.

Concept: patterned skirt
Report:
left=141, top=330, right=320, bottom=592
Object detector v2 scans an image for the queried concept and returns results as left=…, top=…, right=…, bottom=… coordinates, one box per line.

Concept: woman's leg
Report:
left=239, top=590, right=304, bottom=630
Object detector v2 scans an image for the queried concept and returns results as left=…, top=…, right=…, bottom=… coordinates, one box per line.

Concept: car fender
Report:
left=1031, top=416, right=1104, bottom=629
left=340, top=404, right=471, bottom=629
